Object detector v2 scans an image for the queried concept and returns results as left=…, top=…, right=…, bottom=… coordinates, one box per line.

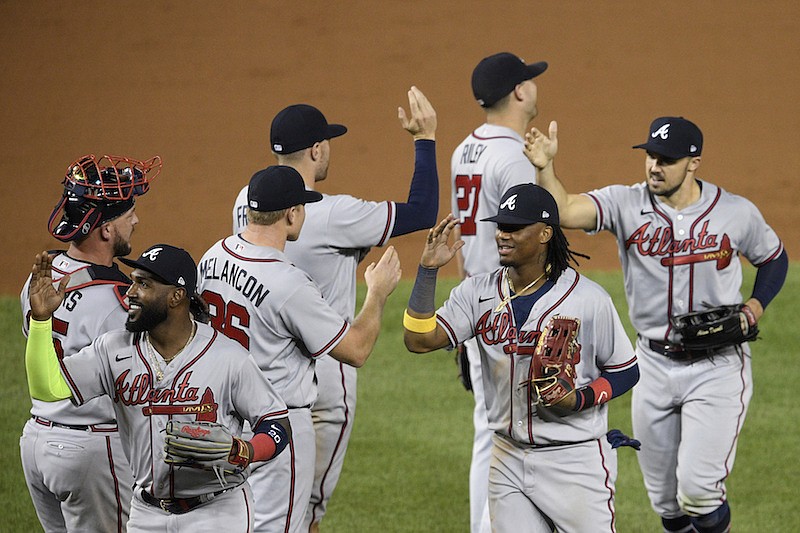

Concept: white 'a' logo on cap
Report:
left=500, top=194, right=518, bottom=211
left=142, top=247, right=162, bottom=261
left=651, top=124, right=671, bottom=139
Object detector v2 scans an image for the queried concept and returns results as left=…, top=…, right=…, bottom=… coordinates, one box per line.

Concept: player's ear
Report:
left=540, top=225, right=554, bottom=244
left=309, top=142, right=322, bottom=162
left=169, top=287, right=188, bottom=309
left=286, top=205, right=301, bottom=226
left=688, top=156, right=701, bottom=172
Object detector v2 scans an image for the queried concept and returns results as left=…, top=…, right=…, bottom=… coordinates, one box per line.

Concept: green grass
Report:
left=1, top=265, right=798, bottom=532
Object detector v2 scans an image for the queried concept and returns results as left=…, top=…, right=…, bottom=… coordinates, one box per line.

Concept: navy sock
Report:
left=691, top=501, right=731, bottom=533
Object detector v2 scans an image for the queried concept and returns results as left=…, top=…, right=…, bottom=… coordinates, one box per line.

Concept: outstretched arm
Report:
left=524, top=121, right=598, bottom=231
left=25, top=251, right=73, bottom=402
left=391, top=86, right=439, bottom=237
left=403, top=215, right=463, bottom=353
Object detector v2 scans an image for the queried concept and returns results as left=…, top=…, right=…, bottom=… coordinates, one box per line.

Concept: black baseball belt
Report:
left=139, top=485, right=237, bottom=514
left=645, top=338, right=728, bottom=361
left=32, top=416, right=118, bottom=433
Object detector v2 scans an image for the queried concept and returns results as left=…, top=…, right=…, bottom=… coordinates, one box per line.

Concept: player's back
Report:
left=451, top=124, right=537, bottom=277
left=284, top=193, right=394, bottom=320
left=197, top=236, right=348, bottom=408
left=20, top=251, right=130, bottom=426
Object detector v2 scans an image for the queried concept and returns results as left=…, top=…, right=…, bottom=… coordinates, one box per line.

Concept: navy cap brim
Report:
left=481, top=213, right=541, bottom=225
left=326, top=124, right=347, bottom=140
left=303, top=190, right=324, bottom=204
left=632, top=141, right=687, bottom=159
left=526, top=61, right=548, bottom=79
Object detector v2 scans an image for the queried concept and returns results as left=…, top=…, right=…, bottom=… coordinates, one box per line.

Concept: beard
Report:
left=113, top=233, right=132, bottom=257
left=125, top=299, right=168, bottom=332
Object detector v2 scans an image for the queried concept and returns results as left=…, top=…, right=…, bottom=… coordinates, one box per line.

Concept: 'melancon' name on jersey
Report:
left=198, top=257, right=269, bottom=307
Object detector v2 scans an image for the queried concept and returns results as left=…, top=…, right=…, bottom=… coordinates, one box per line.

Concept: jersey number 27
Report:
left=455, top=174, right=482, bottom=236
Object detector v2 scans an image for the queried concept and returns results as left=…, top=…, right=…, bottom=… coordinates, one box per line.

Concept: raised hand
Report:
left=398, top=86, right=437, bottom=141
left=29, top=251, right=69, bottom=321
left=420, top=214, right=464, bottom=269
left=524, top=120, right=558, bottom=169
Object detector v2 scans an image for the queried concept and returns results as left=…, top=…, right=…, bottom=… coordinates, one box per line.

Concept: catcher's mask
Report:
left=47, top=154, right=162, bottom=242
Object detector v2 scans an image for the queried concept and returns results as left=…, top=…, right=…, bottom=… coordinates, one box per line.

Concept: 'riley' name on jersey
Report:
left=459, top=142, right=487, bottom=164
left=198, top=256, right=269, bottom=306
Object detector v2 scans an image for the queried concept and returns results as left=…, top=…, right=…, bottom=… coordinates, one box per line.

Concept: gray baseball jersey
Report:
left=198, top=234, right=352, bottom=532
left=435, top=267, right=636, bottom=530
left=20, top=252, right=134, bottom=533
left=587, top=179, right=782, bottom=518
left=451, top=123, right=538, bottom=533
left=436, top=267, right=637, bottom=444
left=197, top=235, right=350, bottom=408
left=586, top=180, right=783, bottom=339
left=233, top=185, right=394, bottom=319
left=21, top=253, right=130, bottom=425
left=58, top=321, right=287, bottom=498
left=233, top=187, right=397, bottom=529
left=451, top=124, right=538, bottom=277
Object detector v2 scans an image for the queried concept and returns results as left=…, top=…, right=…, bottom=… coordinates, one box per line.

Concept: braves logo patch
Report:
left=142, top=247, right=163, bottom=261
left=651, top=124, right=670, bottom=139
left=500, top=194, right=518, bottom=211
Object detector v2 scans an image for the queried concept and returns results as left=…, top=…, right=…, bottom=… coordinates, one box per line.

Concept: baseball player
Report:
left=24, top=244, right=291, bottom=531
left=201, top=165, right=401, bottom=532
left=233, top=87, right=438, bottom=531
left=450, top=51, right=547, bottom=533
left=19, top=154, right=160, bottom=533
left=525, top=118, right=789, bottom=533
left=403, top=184, right=639, bottom=532
left=231, top=88, right=438, bottom=533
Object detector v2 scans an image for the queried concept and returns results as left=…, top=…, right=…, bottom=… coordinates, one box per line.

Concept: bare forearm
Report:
left=538, top=162, right=597, bottom=231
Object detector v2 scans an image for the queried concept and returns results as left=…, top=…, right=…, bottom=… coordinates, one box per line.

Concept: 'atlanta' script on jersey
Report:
left=624, top=221, right=733, bottom=269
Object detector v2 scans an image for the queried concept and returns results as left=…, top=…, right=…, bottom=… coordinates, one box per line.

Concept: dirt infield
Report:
left=1, top=1, right=797, bottom=295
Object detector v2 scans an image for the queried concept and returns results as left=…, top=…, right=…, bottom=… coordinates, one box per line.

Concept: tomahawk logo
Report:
left=142, top=247, right=162, bottom=261
left=500, top=194, right=518, bottom=211
left=651, top=124, right=671, bottom=139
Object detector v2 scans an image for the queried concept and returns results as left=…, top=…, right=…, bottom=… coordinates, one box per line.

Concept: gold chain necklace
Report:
left=494, top=268, right=548, bottom=313
left=145, top=322, right=197, bottom=382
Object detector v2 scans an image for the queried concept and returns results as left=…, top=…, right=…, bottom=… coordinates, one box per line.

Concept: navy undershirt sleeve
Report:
left=751, top=249, right=788, bottom=309
left=600, top=365, right=640, bottom=399
left=391, top=140, right=439, bottom=237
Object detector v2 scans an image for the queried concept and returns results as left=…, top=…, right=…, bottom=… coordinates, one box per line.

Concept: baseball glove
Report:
left=164, top=421, right=251, bottom=477
left=670, top=304, right=758, bottom=352
left=530, top=316, right=582, bottom=408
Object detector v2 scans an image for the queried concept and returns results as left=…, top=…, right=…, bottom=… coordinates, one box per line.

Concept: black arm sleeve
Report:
left=391, top=140, right=439, bottom=237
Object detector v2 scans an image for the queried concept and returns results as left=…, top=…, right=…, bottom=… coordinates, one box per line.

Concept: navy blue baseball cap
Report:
left=247, top=165, right=323, bottom=212
left=270, top=104, right=347, bottom=154
left=632, top=117, right=703, bottom=159
left=471, top=52, right=548, bottom=108
left=120, top=244, right=197, bottom=292
left=482, top=184, right=559, bottom=226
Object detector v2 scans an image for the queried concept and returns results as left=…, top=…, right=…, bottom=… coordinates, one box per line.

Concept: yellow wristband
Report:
left=403, top=310, right=438, bottom=333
